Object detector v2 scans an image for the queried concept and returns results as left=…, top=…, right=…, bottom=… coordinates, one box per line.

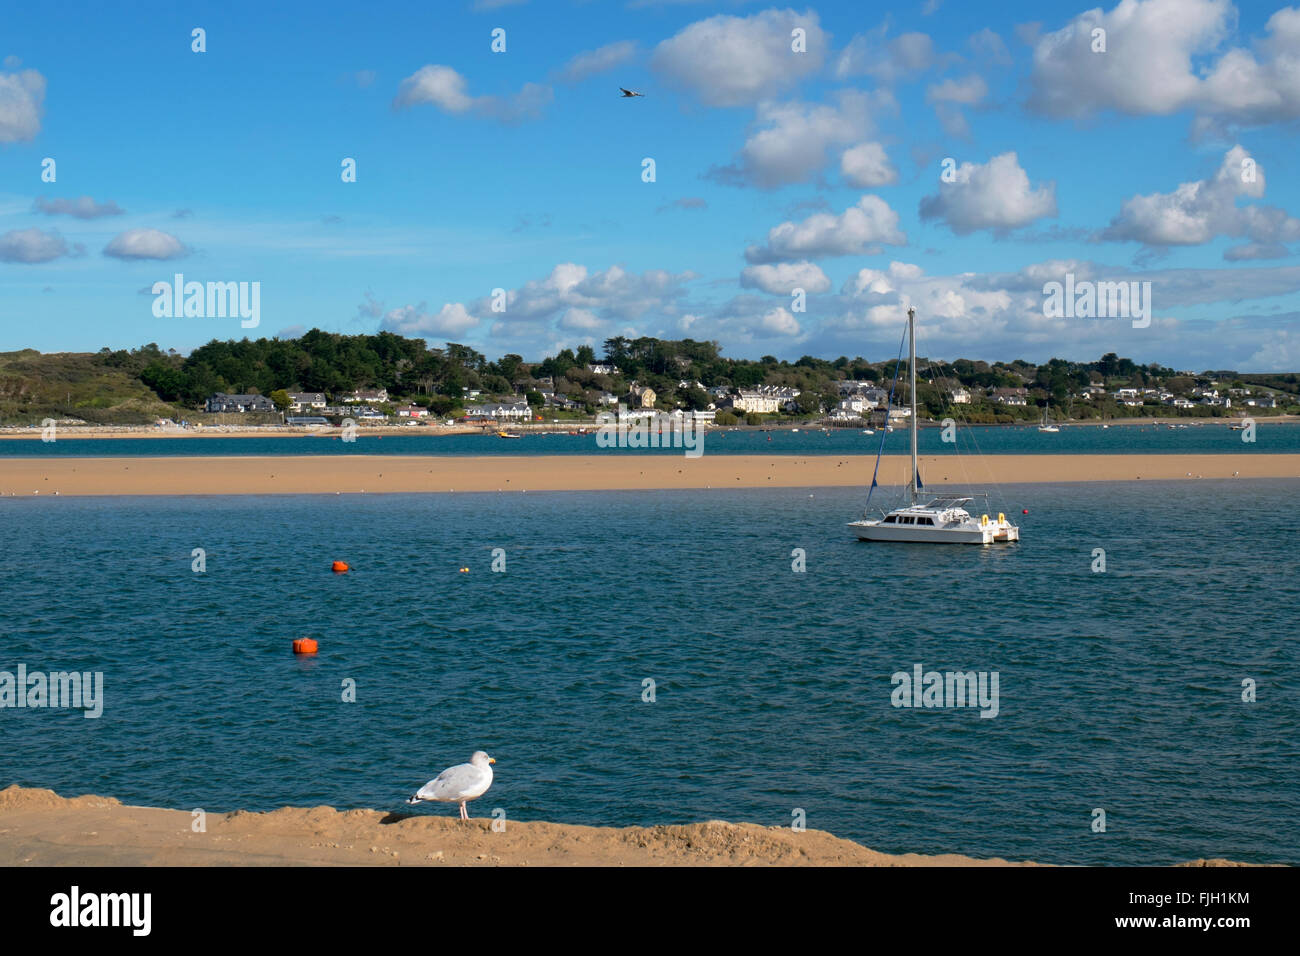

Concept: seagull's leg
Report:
left=459, top=801, right=468, bottom=820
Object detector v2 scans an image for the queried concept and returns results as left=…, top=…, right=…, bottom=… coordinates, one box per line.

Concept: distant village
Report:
left=20, top=333, right=1291, bottom=429
left=200, top=360, right=1288, bottom=429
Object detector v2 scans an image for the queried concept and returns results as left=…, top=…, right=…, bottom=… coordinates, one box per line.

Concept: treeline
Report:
left=83, top=332, right=1286, bottom=415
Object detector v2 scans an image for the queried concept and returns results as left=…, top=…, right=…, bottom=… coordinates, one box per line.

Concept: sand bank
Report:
left=0, top=454, right=1298, bottom=497
left=0, top=785, right=1254, bottom=867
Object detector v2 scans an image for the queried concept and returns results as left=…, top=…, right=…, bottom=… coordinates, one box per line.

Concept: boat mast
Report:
left=908, top=306, right=918, bottom=505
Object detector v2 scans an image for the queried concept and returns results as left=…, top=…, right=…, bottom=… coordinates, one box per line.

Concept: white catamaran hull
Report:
left=847, top=520, right=1018, bottom=544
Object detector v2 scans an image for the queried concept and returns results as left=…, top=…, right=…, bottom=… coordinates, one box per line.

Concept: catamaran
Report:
left=847, top=307, right=1020, bottom=545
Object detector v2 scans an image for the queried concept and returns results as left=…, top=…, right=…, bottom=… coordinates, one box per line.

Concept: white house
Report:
left=949, top=387, right=971, bottom=404
left=395, top=405, right=429, bottom=418
left=288, top=392, right=327, bottom=412
left=466, top=402, right=531, bottom=420
left=342, top=388, right=389, bottom=404
left=731, top=390, right=781, bottom=414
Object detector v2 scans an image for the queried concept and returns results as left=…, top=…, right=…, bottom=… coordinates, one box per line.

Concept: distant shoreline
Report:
left=0, top=415, right=1295, bottom=441
left=2, top=453, right=1297, bottom=497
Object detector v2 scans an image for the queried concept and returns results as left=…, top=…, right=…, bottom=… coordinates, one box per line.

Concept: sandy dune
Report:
left=0, top=787, right=1260, bottom=866
left=1, top=453, right=1297, bottom=497
left=0, top=786, right=1030, bottom=867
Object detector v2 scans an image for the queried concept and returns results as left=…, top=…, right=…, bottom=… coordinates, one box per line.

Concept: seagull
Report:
left=619, top=87, right=644, bottom=97
left=407, top=750, right=496, bottom=820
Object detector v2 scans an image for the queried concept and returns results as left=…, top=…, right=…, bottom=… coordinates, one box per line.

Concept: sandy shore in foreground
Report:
left=0, top=453, right=1297, bottom=497
left=0, top=786, right=1256, bottom=866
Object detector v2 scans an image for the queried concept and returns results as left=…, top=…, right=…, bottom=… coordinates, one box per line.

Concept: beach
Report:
left=1, top=453, right=1297, bottom=497
left=0, top=786, right=1258, bottom=866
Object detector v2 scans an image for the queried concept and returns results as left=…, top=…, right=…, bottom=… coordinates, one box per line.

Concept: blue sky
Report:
left=2, top=0, right=1299, bottom=369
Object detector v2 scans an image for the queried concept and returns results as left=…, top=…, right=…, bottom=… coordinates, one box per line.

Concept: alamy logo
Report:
left=152, top=273, right=260, bottom=328
left=1042, top=272, right=1151, bottom=328
left=596, top=404, right=704, bottom=458
left=50, top=886, right=151, bottom=936
left=891, top=664, right=999, bottom=718
left=0, top=664, right=103, bottom=718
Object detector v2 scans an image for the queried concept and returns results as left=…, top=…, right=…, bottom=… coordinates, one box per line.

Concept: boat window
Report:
left=883, top=515, right=896, bottom=523
left=902, top=515, right=914, bottom=524
left=916, top=516, right=933, bottom=525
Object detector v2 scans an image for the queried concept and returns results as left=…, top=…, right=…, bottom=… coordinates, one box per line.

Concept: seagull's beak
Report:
left=488, top=757, right=496, bottom=764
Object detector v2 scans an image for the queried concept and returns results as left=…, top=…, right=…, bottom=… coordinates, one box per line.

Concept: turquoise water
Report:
left=2, top=421, right=1297, bottom=457
left=2, top=480, right=1296, bottom=865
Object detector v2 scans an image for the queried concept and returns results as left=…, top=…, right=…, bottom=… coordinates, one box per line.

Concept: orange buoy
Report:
left=293, top=638, right=318, bottom=655
left=458, top=567, right=469, bottom=573
left=332, top=561, right=349, bottom=573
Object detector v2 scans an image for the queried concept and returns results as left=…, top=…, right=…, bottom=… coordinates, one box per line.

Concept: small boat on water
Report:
left=848, top=307, right=1020, bottom=545
left=1038, top=408, right=1060, bottom=433
left=497, top=430, right=522, bottom=439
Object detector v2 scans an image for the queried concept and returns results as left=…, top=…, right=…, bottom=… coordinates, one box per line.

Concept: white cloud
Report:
left=556, top=41, right=637, bottom=83
left=1198, top=7, right=1300, bottom=128
left=0, top=67, right=45, bottom=142
left=969, top=28, right=1011, bottom=65
left=927, top=74, right=987, bottom=105
left=1102, top=145, right=1300, bottom=253
left=557, top=307, right=605, bottom=331
left=740, top=261, right=831, bottom=294
left=926, top=73, right=988, bottom=138
left=835, top=28, right=934, bottom=83
left=33, top=196, right=125, bottom=219
left=1027, top=0, right=1228, bottom=117
left=650, top=8, right=828, bottom=107
left=381, top=302, right=479, bottom=337
left=1023, top=0, right=1300, bottom=130
left=102, top=228, right=188, bottom=260
left=839, top=141, right=898, bottom=188
left=394, top=64, right=551, bottom=123
left=0, top=227, right=72, bottom=263
left=918, top=152, right=1056, bottom=235
left=746, top=195, right=907, bottom=263
left=709, top=89, right=886, bottom=189
left=759, top=306, right=801, bottom=336
left=427, top=263, right=698, bottom=346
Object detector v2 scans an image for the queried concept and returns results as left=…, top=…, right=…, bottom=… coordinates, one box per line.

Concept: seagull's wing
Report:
left=415, top=762, right=489, bottom=801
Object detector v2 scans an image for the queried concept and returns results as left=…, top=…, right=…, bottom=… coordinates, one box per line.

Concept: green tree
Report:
left=269, top=389, right=291, bottom=411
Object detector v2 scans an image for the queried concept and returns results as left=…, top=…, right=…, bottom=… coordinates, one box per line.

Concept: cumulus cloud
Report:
left=840, top=141, right=898, bottom=188
left=0, top=67, right=45, bottom=142
left=102, top=228, right=189, bottom=260
left=1026, top=0, right=1228, bottom=118
left=650, top=8, right=828, bottom=107
left=927, top=74, right=988, bottom=106
left=380, top=302, right=480, bottom=337
left=424, top=263, right=698, bottom=346
left=1101, top=146, right=1300, bottom=255
left=33, top=196, right=125, bottom=219
left=746, top=195, right=907, bottom=263
left=835, top=28, right=935, bottom=82
left=708, top=89, right=887, bottom=189
left=758, top=306, right=801, bottom=336
left=1026, top=0, right=1300, bottom=131
left=394, top=64, right=552, bottom=123
left=740, top=261, right=831, bottom=294
left=556, top=41, right=637, bottom=83
left=926, top=73, right=988, bottom=138
left=918, top=152, right=1056, bottom=235
left=969, top=27, right=1011, bottom=65
left=0, top=227, right=74, bottom=263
